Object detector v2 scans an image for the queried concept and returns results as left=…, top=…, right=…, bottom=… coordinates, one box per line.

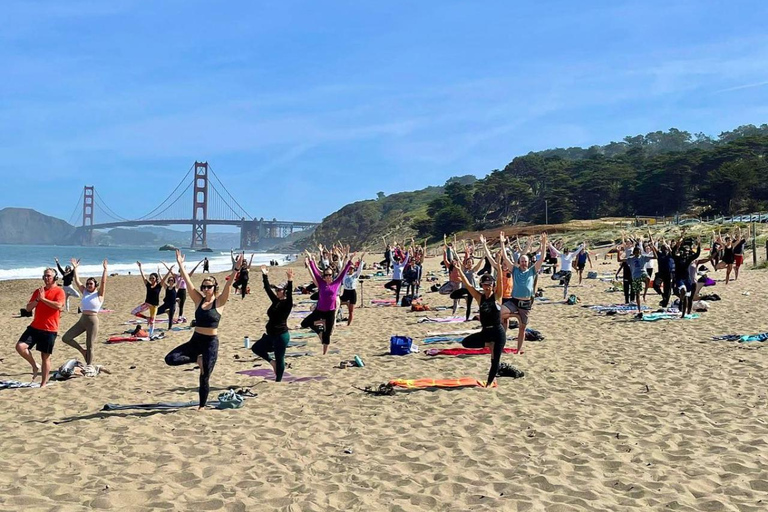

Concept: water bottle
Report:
left=243, top=336, right=250, bottom=349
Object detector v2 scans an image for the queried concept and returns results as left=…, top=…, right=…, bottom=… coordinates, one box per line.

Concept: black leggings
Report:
left=622, top=278, right=635, bottom=304
left=477, top=258, right=493, bottom=276
left=462, top=325, right=506, bottom=386
left=653, top=274, right=671, bottom=306
left=165, top=332, right=219, bottom=407
left=157, top=302, right=176, bottom=330
left=177, top=289, right=187, bottom=317
left=384, top=279, right=403, bottom=303
left=301, top=309, right=336, bottom=345
left=450, top=287, right=474, bottom=320
left=235, top=278, right=248, bottom=299
left=251, top=332, right=290, bottom=382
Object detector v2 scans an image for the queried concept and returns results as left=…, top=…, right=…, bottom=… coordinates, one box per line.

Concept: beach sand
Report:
left=1, top=256, right=767, bottom=511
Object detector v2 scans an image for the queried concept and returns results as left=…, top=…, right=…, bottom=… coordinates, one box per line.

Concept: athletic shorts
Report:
left=18, top=326, right=57, bottom=354
left=645, top=268, right=654, bottom=278
left=438, top=281, right=461, bottom=295
left=131, top=303, right=158, bottom=317
left=502, top=298, right=531, bottom=326
left=576, top=264, right=585, bottom=271
left=340, top=289, right=357, bottom=305
left=735, top=254, right=744, bottom=267
left=630, top=278, right=645, bottom=295
left=675, top=278, right=694, bottom=297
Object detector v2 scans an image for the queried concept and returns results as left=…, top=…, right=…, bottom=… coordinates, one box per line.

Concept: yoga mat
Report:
left=236, top=368, right=327, bottom=383
left=424, top=347, right=518, bottom=356
left=102, top=401, right=201, bottom=411
left=426, top=329, right=479, bottom=336
left=417, top=316, right=467, bottom=323
left=287, top=341, right=307, bottom=348
left=1, top=380, right=41, bottom=389
left=289, top=332, right=316, bottom=339
left=388, top=378, right=497, bottom=389
left=642, top=313, right=700, bottom=322
left=739, top=333, right=768, bottom=343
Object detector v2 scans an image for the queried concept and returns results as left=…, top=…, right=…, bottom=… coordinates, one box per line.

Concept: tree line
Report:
left=415, top=125, right=768, bottom=238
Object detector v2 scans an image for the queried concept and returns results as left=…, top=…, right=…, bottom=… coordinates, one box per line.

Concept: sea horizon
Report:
left=0, top=244, right=295, bottom=281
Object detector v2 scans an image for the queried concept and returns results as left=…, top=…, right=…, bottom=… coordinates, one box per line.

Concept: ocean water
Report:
left=0, top=245, right=296, bottom=281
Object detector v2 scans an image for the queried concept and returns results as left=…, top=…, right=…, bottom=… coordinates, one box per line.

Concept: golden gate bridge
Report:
left=68, top=162, right=317, bottom=249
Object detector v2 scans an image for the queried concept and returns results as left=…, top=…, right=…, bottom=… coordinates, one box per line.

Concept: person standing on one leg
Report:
left=16, top=267, right=65, bottom=386
left=61, top=258, right=108, bottom=365
left=165, top=250, right=241, bottom=409
left=251, top=267, right=294, bottom=382
left=55, top=258, right=80, bottom=312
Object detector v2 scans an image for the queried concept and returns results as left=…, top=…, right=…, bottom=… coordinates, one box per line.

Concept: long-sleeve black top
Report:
left=264, top=275, right=293, bottom=335
left=56, top=262, right=75, bottom=286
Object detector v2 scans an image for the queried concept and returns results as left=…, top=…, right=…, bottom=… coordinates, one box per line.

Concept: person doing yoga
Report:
left=233, top=253, right=254, bottom=299
left=341, top=253, right=365, bottom=325
left=548, top=240, right=584, bottom=300
left=498, top=232, right=546, bottom=353
left=671, top=233, right=701, bottom=319
left=163, top=259, right=202, bottom=323
left=301, top=251, right=353, bottom=355
left=251, top=267, right=294, bottom=382
left=156, top=266, right=179, bottom=330
left=455, top=264, right=505, bottom=387
left=384, top=250, right=409, bottom=304
left=55, top=257, right=80, bottom=312
left=61, top=258, right=108, bottom=364
left=131, top=262, right=162, bottom=337
left=165, top=249, right=241, bottom=409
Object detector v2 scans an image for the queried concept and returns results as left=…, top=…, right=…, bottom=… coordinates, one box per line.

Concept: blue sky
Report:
left=2, top=0, right=767, bottom=229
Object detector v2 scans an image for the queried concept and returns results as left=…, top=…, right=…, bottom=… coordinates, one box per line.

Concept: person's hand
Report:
left=136, top=261, right=142, bottom=267
left=261, top=265, right=268, bottom=275
left=37, top=286, right=46, bottom=298
left=70, top=258, right=79, bottom=268
left=479, top=234, right=486, bottom=245
left=286, top=269, right=294, bottom=280
left=102, top=259, right=108, bottom=270
left=54, top=257, right=59, bottom=263
left=235, top=253, right=245, bottom=270
left=175, top=249, right=185, bottom=266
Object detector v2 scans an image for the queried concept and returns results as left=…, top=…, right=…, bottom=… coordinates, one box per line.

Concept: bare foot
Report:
left=31, top=367, right=39, bottom=381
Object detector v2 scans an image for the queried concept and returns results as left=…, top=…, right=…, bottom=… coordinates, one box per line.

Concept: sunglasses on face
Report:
left=200, top=284, right=214, bottom=290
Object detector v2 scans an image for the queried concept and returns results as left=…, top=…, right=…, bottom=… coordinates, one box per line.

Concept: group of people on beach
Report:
left=12, top=223, right=753, bottom=398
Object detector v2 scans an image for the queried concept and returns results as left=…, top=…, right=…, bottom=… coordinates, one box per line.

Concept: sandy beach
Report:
left=1, top=254, right=767, bottom=511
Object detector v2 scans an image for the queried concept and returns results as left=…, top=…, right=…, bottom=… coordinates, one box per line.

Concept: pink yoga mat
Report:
left=424, top=347, right=519, bottom=356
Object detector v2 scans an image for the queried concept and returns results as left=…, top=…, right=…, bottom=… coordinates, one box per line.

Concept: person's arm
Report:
left=647, top=232, right=659, bottom=258
left=216, top=254, right=243, bottom=308
left=55, top=258, right=66, bottom=276
left=304, top=258, right=319, bottom=287
left=535, top=233, right=547, bottom=272
left=333, top=258, right=354, bottom=286
left=37, top=287, right=65, bottom=311
left=442, top=246, right=450, bottom=268
left=455, top=264, right=482, bottom=302
left=71, top=258, right=85, bottom=293
left=472, top=255, right=485, bottom=272
left=261, top=266, right=277, bottom=303
left=693, top=237, right=702, bottom=259
left=308, top=257, right=322, bottom=282
left=498, top=232, right=516, bottom=269
left=189, top=260, right=203, bottom=276
left=353, top=253, right=366, bottom=278
left=615, top=264, right=622, bottom=280
left=587, top=250, right=593, bottom=268
left=248, top=253, right=255, bottom=269
left=136, top=261, right=148, bottom=284
left=549, top=242, right=561, bottom=256
left=98, top=259, right=108, bottom=298
left=176, top=250, right=202, bottom=304
left=26, top=289, right=40, bottom=312
left=285, top=269, right=294, bottom=307
left=160, top=265, right=175, bottom=289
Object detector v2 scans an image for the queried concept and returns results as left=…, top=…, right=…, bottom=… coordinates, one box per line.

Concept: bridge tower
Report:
left=191, top=162, right=209, bottom=248
left=82, top=186, right=94, bottom=244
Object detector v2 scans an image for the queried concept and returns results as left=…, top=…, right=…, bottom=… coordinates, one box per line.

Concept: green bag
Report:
left=216, top=390, right=244, bottom=409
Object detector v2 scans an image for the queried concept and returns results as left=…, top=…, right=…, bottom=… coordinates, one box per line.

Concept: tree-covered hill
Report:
left=303, top=124, right=768, bottom=249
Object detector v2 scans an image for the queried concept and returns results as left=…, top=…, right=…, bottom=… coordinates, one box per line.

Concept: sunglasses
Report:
left=200, top=284, right=214, bottom=290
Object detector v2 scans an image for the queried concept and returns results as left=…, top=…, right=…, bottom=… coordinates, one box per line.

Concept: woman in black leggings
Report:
left=251, top=267, right=294, bottom=382
left=165, top=249, right=241, bottom=409
left=455, top=256, right=505, bottom=387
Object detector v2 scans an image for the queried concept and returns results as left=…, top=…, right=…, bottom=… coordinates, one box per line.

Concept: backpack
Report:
left=411, top=303, right=430, bottom=312
left=400, top=295, right=414, bottom=307
left=216, top=390, right=244, bottom=409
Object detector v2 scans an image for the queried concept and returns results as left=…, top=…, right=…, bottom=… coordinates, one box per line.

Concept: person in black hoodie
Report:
left=251, top=267, right=294, bottom=382
left=672, top=234, right=701, bottom=319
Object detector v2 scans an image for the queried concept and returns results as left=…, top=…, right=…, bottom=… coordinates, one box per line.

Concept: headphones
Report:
left=201, top=276, right=219, bottom=292
left=43, top=268, right=58, bottom=282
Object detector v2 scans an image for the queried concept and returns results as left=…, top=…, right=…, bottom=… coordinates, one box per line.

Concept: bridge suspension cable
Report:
left=67, top=190, right=83, bottom=226
left=94, top=189, right=129, bottom=222
left=208, top=164, right=253, bottom=219
left=134, top=163, right=195, bottom=221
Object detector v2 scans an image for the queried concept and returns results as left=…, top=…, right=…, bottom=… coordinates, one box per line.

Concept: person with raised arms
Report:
left=164, top=249, right=242, bottom=409
left=163, top=259, right=202, bottom=323
left=548, top=238, right=584, bottom=300
left=454, top=250, right=505, bottom=388
left=340, top=253, right=366, bottom=325
left=16, top=267, right=66, bottom=386
left=55, top=257, right=80, bottom=313
left=61, top=258, right=108, bottom=365
left=301, top=249, right=353, bottom=355
left=251, top=266, right=294, bottom=381
left=131, top=261, right=162, bottom=338
left=498, top=232, right=547, bottom=353
left=156, top=265, right=179, bottom=331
